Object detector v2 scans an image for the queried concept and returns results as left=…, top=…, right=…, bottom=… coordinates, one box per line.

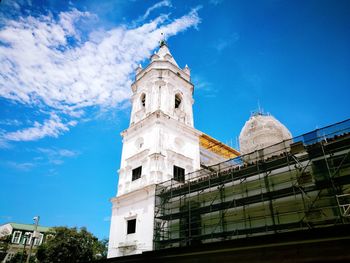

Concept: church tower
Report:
left=107, top=42, right=201, bottom=257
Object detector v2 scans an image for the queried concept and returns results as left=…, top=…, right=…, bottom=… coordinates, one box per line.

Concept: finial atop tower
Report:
left=136, top=64, right=143, bottom=75
left=159, top=32, right=168, bottom=47
left=183, top=64, right=191, bottom=76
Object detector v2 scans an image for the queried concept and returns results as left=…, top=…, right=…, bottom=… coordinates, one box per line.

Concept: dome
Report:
left=239, top=113, right=292, bottom=156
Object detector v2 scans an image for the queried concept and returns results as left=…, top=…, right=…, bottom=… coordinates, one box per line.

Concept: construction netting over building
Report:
left=154, top=119, right=350, bottom=249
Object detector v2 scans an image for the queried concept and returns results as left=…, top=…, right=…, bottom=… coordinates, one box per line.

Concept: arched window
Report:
left=175, top=93, right=182, bottom=109
left=140, top=93, right=146, bottom=107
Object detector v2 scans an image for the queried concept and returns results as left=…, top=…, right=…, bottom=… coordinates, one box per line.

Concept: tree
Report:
left=36, top=227, right=106, bottom=263
left=0, top=229, right=11, bottom=261
left=93, top=238, right=108, bottom=260
left=7, top=252, right=35, bottom=263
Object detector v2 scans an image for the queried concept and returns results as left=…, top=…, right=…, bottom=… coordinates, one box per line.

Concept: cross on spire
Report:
left=159, top=32, right=167, bottom=47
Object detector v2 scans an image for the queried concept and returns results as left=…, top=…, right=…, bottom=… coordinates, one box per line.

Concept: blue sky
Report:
left=0, top=0, right=349, bottom=239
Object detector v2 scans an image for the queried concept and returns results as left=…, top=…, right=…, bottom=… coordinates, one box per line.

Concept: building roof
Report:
left=155, top=43, right=179, bottom=67
left=200, top=133, right=240, bottom=159
left=7, top=222, right=52, bottom=232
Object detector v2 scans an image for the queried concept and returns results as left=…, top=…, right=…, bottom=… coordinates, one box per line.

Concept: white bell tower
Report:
left=108, top=42, right=201, bottom=258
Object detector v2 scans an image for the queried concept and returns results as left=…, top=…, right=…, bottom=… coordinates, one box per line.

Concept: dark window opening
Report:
left=141, top=93, right=146, bottom=107
left=174, top=165, right=185, bottom=182
left=132, top=166, right=142, bottom=181
left=175, top=94, right=182, bottom=109
left=127, top=219, right=136, bottom=234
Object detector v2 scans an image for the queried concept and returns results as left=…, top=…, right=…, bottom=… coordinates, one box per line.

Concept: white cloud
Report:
left=37, top=147, right=79, bottom=158
left=212, top=33, right=240, bottom=52
left=192, top=74, right=218, bottom=98
left=3, top=113, right=76, bottom=141
left=7, top=161, right=35, bottom=171
left=0, top=7, right=200, bottom=112
left=50, top=159, right=64, bottom=165
left=46, top=168, right=58, bottom=177
left=0, top=138, right=12, bottom=149
left=36, top=147, right=79, bottom=167
left=58, top=149, right=79, bottom=157
left=0, top=119, right=22, bottom=126
left=0, top=5, right=200, bottom=141
left=142, top=0, right=172, bottom=20
left=209, top=0, right=224, bottom=5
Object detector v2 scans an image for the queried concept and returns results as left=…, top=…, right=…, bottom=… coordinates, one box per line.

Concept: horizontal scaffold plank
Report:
left=155, top=174, right=350, bottom=221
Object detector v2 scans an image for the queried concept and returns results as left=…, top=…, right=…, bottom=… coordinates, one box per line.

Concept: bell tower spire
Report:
left=108, top=43, right=200, bottom=258
left=130, top=39, right=194, bottom=126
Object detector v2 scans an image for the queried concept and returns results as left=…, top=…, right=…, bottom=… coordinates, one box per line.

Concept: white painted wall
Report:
left=108, top=185, right=156, bottom=258
left=117, top=112, right=201, bottom=196
left=108, top=44, right=201, bottom=258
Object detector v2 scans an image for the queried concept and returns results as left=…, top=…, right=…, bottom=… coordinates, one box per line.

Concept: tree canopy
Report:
left=7, top=253, right=35, bottom=263
left=0, top=233, right=11, bottom=261
left=36, top=226, right=107, bottom=263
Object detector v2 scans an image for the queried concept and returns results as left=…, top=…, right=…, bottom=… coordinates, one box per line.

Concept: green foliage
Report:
left=7, top=252, right=35, bottom=263
left=0, top=234, right=11, bottom=261
left=36, top=227, right=107, bottom=263
left=93, top=238, right=108, bottom=260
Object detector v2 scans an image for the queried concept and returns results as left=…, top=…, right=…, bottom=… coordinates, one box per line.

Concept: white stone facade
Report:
left=107, top=44, right=201, bottom=258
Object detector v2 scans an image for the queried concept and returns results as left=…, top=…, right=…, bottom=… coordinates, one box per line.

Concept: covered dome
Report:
left=239, top=113, right=292, bottom=156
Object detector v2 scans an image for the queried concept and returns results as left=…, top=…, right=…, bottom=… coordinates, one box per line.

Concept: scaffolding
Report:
left=154, top=119, right=350, bottom=250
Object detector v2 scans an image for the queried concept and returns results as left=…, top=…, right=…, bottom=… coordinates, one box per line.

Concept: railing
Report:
left=337, top=194, right=350, bottom=217
left=154, top=118, right=350, bottom=250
